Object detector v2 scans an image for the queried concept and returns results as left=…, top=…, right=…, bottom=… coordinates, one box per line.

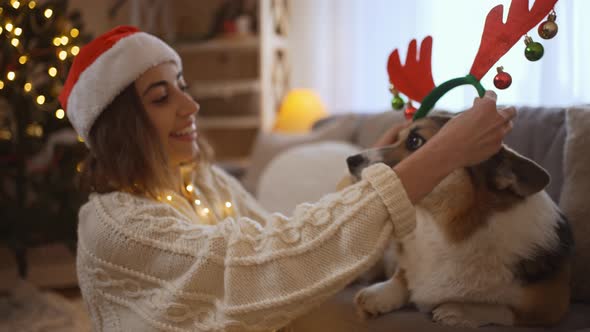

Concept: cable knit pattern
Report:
left=76, top=163, right=415, bottom=331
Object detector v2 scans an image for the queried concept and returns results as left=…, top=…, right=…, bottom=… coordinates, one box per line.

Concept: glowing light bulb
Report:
left=7, top=71, right=15, bottom=81
left=0, top=27, right=3, bottom=34
left=55, top=109, right=65, bottom=119
left=14, top=27, right=22, bottom=36
left=36, top=95, right=45, bottom=105
left=24, top=82, right=32, bottom=92
left=5, top=23, right=13, bottom=32
left=44, top=8, right=53, bottom=18
left=202, top=208, right=210, bottom=215
left=53, top=37, right=61, bottom=46
left=186, top=184, right=193, bottom=192
left=58, top=50, right=67, bottom=60
left=11, top=38, right=19, bottom=47
left=166, top=195, right=172, bottom=201
left=26, top=123, right=43, bottom=137
left=70, top=46, right=80, bottom=56
left=60, top=36, right=69, bottom=45
left=12, top=1, right=20, bottom=9
left=48, top=67, right=57, bottom=77
left=225, top=202, right=232, bottom=208
left=194, top=199, right=201, bottom=205
left=28, top=1, right=36, bottom=9
left=0, top=129, right=11, bottom=140
left=18, top=55, right=27, bottom=64
left=70, top=28, right=79, bottom=38
left=0, top=81, right=4, bottom=90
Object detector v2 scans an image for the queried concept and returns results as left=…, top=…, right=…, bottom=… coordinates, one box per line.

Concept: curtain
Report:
left=289, top=0, right=590, bottom=113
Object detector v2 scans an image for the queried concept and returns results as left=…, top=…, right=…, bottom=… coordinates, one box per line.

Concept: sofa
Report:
left=240, top=106, right=590, bottom=331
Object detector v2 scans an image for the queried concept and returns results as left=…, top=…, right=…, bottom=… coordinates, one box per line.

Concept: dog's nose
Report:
left=347, top=154, right=366, bottom=173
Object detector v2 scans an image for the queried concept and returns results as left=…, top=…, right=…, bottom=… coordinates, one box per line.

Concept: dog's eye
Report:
left=406, top=132, right=425, bottom=151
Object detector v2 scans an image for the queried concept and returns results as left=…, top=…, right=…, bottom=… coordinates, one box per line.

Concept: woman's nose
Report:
left=178, top=90, right=199, bottom=117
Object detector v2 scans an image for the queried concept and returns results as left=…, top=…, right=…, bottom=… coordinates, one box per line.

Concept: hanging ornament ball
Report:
left=524, top=36, right=544, bottom=61
left=391, top=95, right=405, bottom=110
left=389, top=84, right=405, bottom=111
left=538, top=12, right=558, bottom=39
left=493, top=66, right=512, bottom=90
left=404, top=103, right=417, bottom=120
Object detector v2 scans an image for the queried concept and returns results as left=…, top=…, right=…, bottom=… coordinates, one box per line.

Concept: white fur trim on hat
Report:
left=66, top=32, right=181, bottom=142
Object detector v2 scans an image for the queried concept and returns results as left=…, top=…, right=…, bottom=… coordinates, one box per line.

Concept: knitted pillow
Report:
left=559, top=107, right=590, bottom=302
left=242, top=115, right=359, bottom=195
left=257, top=141, right=361, bottom=215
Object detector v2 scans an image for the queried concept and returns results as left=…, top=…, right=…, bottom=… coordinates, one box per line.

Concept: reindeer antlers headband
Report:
left=388, top=0, right=559, bottom=121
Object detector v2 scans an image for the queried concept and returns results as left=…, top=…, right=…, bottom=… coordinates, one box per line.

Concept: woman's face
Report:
left=135, top=62, right=200, bottom=166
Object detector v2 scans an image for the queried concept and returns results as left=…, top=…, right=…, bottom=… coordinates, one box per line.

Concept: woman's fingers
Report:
left=497, top=107, right=516, bottom=136
left=473, top=90, right=497, bottom=105
left=372, top=120, right=412, bottom=148
left=499, top=106, right=517, bottom=122
left=484, top=90, right=497, bottom=101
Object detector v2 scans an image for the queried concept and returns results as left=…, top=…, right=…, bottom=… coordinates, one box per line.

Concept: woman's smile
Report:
left=170, top=122, right=197, bottom=142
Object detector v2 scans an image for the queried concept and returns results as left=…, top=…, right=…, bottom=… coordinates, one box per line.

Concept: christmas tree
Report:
left=0, top=0, right=90, bottom=278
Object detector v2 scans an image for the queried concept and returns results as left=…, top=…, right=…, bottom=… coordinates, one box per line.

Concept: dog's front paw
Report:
left=354, top=280, right=406, bottom=319
left=432, top=303, right=483, bottom=328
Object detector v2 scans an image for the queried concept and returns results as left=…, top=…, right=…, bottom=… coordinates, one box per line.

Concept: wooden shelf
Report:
left=190, top=79, right=260, bottom=99
left=172, top=0, right=289, bottom=159
left=175, top=36, right=259, bottom=53
left=197, top=115, right=260, bottom=129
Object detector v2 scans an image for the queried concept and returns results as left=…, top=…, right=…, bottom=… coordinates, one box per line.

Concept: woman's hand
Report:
left=428, top=90, right=516, bottom=170
left=392, top=90, right=516, bottom=204
left=372, top=120, right=412, bottom=148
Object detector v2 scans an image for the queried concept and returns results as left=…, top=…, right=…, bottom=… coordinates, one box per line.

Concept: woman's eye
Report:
left=153, top=95, right=168, bottom=104
left=406, top=133, right=425, bottom=151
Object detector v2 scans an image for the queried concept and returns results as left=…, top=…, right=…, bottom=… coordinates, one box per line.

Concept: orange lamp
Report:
left=274, top=89, right=328, bottom=133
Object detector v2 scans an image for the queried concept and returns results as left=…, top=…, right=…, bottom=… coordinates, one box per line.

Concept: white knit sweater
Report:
left=76, top=163, right=415, bottom=331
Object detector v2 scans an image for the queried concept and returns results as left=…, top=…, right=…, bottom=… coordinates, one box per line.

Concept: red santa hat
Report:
left=59, top=25, right=181, bottom=143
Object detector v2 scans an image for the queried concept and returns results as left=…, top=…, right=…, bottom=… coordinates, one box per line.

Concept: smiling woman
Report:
left=75, top=63, right=206, bottom=199
left=61, top=25, right=516, bottom=331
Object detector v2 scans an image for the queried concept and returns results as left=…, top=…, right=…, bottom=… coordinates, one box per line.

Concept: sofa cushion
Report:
left=242, top=115, right=359, bottom=195
left=559, top=107, right=590, bottom=302
left=257, top=141, right=361, bottom=215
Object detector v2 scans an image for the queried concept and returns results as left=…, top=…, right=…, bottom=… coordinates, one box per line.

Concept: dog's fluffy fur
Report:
left=346, top=113, right=574, bottom=328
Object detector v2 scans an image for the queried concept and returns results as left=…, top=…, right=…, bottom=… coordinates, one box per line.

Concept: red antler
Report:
left=469, top=0, right=557, bottom=80
left=387, top=36, right=435, bottom=103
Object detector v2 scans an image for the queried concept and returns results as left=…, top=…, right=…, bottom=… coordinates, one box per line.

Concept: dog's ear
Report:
left=488, top=146, right=550, bottom=197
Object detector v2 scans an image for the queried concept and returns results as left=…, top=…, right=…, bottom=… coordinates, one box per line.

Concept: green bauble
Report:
left=525, top=42, right=544, bottom=61
left=391, top=95, right=405, bottom=110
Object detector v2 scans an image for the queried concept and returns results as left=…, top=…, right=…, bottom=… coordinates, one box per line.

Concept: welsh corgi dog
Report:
left=346, top=113, right=574, bottom=328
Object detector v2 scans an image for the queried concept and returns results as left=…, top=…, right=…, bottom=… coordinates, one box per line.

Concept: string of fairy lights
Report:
left=0, top=0, right=86, bottom=141
left=157, top=181, right=236, bottom=224
left=148, top=164, right=237, bottom=224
